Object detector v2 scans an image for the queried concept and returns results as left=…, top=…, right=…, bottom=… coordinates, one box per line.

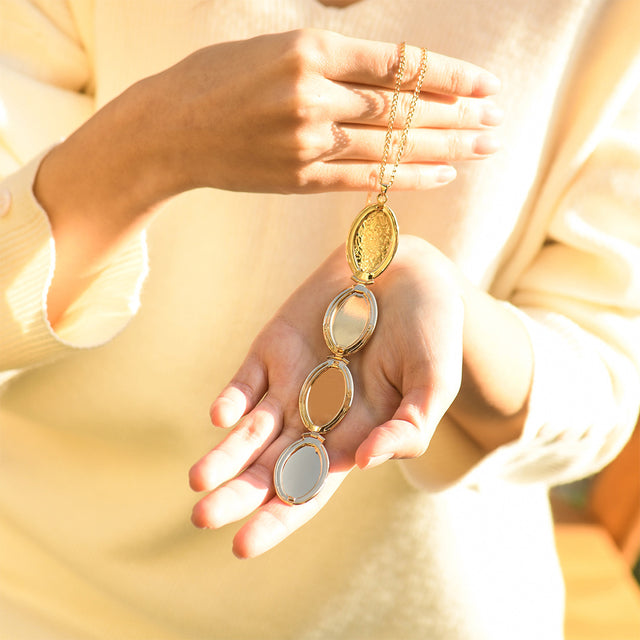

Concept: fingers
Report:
left=232, top=470, right=347, bottom=558
left=332, top=85, right=504, bottom=130
left=209, top=354, right=267, bottom=428
left=191, top=459, right=276, bottom=530
left=195, top=340, right=313, bottom=492
left=191, top=427, right=305, bottom=531
left=190, top=395, right=284, bottom=492
left=318, top=32, right=500, bottom=97
left=293, top=119, right=501, bottom=191
left=290, top=88, right=501, bottom=192
left=327, top=125, right=501, bottom=162
left=300, top=161, right=458, bottom=192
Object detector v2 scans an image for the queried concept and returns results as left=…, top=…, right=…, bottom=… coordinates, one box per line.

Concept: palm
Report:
left=190, top=236, right=464, bottom=557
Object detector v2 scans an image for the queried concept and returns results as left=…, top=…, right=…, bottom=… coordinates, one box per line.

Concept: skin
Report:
left=189, top=237, right=533, bottom=559
left=31, top=28, right=523, bottom=557
left=35, top=29, right=502, bottom=324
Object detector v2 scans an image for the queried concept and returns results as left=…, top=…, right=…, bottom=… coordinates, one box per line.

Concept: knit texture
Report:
left=0, top=1, right=639, bottom=638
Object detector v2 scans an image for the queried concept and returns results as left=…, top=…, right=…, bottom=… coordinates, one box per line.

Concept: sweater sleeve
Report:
left=466, top=81, right=640, bottom=488
left=0, top=0, right=148, bottom=375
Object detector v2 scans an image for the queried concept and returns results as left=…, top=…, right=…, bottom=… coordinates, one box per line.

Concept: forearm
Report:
left=449, top=279, right=534, bottom=452
left=29, top=30, right=502, bottom=328
left=33, top=78, right=175, bottom=327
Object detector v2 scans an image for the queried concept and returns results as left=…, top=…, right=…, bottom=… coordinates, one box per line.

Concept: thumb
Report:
left=354, top=386, right=438, bottom=469
left=355, top=307, right=464, bottom=469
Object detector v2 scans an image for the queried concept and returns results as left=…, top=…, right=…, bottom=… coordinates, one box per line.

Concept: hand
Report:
left=150, top=28, right=502, bottom=195
left=37, top=28, right=501, bottom=324
left=189, top=236, right=465, bottom=557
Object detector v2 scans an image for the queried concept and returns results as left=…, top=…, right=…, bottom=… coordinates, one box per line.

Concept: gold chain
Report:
left=377, top=44, right=428, bottom=201
left=274, top=43, right=431, bottom=506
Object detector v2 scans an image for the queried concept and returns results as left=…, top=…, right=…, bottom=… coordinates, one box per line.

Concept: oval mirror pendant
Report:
left=346, top=203, right=399, bottom=283
left=323, top=284, right=377, bottom=356
left=274, top=434, right=330, bottom=505
left=299, top=358, right=353, bottom=434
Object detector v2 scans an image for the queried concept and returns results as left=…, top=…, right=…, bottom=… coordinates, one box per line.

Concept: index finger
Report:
left=315, top=31, right=500, bottom=97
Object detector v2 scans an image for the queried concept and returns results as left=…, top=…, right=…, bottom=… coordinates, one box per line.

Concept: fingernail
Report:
left=475, top=72, right=501, bottom=96
left=363, top=453, right=393, bottom=470
left=473, top=134, right=501, bottom=155
left=480, top=103, right=504, bottom=126
left=436, top=165, right=457, bottom=184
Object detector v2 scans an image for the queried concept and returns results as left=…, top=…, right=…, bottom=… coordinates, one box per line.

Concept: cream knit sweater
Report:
left=1, top=1, right=639, bottom=639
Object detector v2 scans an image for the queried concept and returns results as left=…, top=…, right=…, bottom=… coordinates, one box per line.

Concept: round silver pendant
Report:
left=274, top=434, right=330, bottom=505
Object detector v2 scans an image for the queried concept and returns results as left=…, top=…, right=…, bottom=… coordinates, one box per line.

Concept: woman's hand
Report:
left=152, top=28, right=502, bottom=195
left=37, top=28, right=501, bottom=324
left=189, top=236, right=466, bottom=558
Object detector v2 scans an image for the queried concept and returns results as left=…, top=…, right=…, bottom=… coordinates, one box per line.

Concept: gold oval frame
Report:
left=346, top=203, right=399, bottom=283
left=322, top=284, right=378, bottom=357
left=274, top=434, right=329, bottom=505
left=298, top=358, right=353, bottom=434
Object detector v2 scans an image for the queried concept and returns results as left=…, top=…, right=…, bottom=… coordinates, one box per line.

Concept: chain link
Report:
left=377, top=44, right=428, bottom=194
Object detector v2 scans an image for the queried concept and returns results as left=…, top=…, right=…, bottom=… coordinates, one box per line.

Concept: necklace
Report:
left=274, top=43, right=429, bottom=505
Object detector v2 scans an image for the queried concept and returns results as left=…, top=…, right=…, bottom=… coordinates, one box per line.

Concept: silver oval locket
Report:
left=274, top=434, right=330, bottom=505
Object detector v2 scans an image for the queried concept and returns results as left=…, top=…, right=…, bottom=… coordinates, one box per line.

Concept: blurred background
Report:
left=551, top=419, right=640, bottom=639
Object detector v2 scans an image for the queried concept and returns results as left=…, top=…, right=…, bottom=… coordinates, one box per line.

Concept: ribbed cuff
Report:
left=0, top=151, right=148, bottom=372
left=462, top=302, right=635, bottom=488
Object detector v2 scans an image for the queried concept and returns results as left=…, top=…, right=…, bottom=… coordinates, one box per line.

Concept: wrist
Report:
left=450, top=275, right=534, bottom=451
left=33, top=79, right=173, bottom=326
left=35, top=76, right=178, bottom=240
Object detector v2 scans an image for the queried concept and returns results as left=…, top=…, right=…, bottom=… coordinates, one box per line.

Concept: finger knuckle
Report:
left=288, top=76, right=326, bottom=123
left=402, top=130, right=418, bottom=160
left=289, top=163, right=321, bottom=193
left=366, top=167, right=379, bottom=192
left=291, top=123, right=325, bottom=161
left=379, top=46, right=402, bottom=85
left=278, top=30, right=326, bottom=120
left=446, top=132, right=464, bottom=159
left=456, top=99, right=474, bottom=127
left=402, top=51, right=422, bottom=88
left=239, top=415, right=270, bottom=447
left=284, top=81, right=334, bottom=166
left=286, top=28, right=324, bottom=72
left=443, top=62, right=469, bottom=96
